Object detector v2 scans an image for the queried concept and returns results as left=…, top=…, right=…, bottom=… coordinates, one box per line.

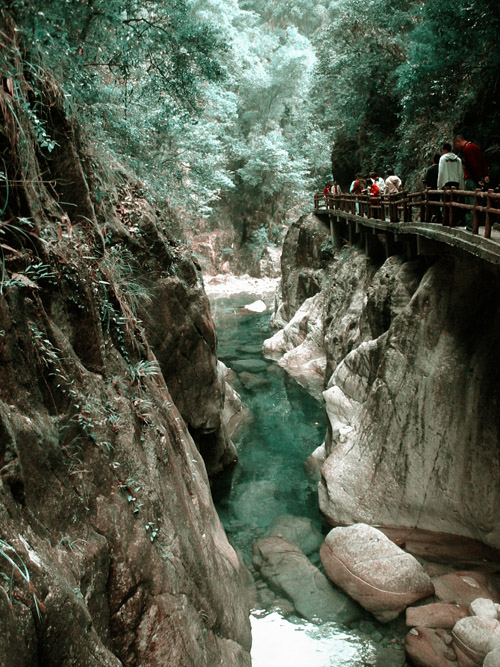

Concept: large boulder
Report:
left=320, top=524, right=434, bottom=622
left=263, top=292, right=326, bottom=398
left=252, top=536, right=360, bottom=624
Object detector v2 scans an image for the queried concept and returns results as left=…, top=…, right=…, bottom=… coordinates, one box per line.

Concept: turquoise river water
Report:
left=210, top=291, right=407, bottom=667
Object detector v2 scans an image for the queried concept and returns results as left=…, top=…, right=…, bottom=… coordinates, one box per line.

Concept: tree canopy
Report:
left=2, top=0, right=499, bottom=253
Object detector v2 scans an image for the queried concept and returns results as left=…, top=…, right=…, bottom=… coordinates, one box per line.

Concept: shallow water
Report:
left=213, top=294, right=325, bottom=550
left=211, top=292, right=406, bottom=666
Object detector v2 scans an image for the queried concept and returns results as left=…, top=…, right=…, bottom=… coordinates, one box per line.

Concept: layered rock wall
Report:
left=272, top=213, right=500, bottom=549
left=0, top=23, right=250, bottom=666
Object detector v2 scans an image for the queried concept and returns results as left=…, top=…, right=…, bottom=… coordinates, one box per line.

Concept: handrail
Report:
left=314, top=188, right=500, bottom=239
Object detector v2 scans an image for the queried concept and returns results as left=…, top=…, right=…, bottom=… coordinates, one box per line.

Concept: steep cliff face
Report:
left=273, top=213, right=500, bottom=550
left=0, top=29, right=250, bottom=667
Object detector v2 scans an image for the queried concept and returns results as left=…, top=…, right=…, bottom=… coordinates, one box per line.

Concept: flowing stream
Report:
left=210, top=287, right=406, bottom=667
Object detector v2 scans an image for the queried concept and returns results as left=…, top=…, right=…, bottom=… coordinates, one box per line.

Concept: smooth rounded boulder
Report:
left=320, top=523, right=434, bottom=622
left=484, top=645, right=500, bottom=667
left=470, top=598, right=499, bottom=620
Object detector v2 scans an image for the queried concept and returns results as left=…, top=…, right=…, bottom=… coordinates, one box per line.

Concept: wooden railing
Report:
left=314, top=188, right=500, bottom=239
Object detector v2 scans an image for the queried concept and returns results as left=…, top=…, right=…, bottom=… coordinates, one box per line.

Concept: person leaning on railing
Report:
left=384, top=170, right=402, bottom=195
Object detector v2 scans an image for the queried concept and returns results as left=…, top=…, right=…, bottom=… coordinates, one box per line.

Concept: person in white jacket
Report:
left=438, top=143, right=465, bottom=190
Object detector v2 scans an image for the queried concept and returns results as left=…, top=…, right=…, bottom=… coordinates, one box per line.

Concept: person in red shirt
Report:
left=369, top=180, right=380, bottom=197
left=367, top=178, right=380, bottom=218
left=323, top=179, right=332, bottom=208
left=453, top=135, right=489, bottom=231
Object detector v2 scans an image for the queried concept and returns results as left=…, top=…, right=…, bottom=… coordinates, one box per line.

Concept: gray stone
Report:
left=267, top=514, right=324, bottom=555
left=485, top=645, right=500, bottom=667
left=252, top=536, right=360, bottom=624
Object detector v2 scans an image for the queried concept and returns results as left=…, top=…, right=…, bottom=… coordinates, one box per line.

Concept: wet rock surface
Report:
left=267, top=514, right=324, bottom=556
left=252, top=536, right=360, bottom=624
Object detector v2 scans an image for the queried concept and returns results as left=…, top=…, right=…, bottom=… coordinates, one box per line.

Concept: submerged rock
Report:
left=252, top=536, right=360, bottom=624
left=320, top=524, right=434, bottom=622
left=267, top=514, right=324, bottom=556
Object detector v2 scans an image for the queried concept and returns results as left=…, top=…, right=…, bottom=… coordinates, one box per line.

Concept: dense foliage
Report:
left=1, top=0, right=499, bottom=257
left=316, top=0, right=500, bottom=188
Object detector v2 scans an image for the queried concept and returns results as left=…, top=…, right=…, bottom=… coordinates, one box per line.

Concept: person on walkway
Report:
left=371, top=171, right=385, bottom=195
left=367, top=178, right=380, bottom=219
left=384, top=170, right=402, bottom=195
left=438, top=143, right=464, bottom=227
left=437, top=143, right=464, bottom=189
left=350, top=174, right=365, bottom=195
left=424, top=154, right=442, bottom=223
left=331, top=179, right=342, bottom=196
left=453, top=134, right=489, bottom=231
left=384, top=170, right=402, bottom=221
left=323, top=179, right=332, bottom=208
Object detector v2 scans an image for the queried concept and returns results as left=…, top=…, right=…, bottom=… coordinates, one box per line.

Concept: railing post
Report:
left=423, top=189, right=429, bottom=222
left=449, top=187, right=455, bottom=227
left=485, top=189, right=493, bottom=239
left=472, top=189, right=480, bottom=234
left=442, top=188, right=449, bottom=226
left=388, top=194, right=396, bottom=222
left=402, top=190, right=408, bottom=222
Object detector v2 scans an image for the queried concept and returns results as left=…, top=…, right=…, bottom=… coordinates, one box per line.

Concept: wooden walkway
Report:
left=314, top=189, right=500, bottom=267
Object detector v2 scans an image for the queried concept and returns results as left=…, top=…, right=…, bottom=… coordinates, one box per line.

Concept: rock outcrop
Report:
left=269, top=212, right=500, bottom=549
left=0, top=23, right=251, bottom=666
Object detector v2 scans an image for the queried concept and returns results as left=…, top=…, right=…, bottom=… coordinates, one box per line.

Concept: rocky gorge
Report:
left=262, top=211, right=500, bottom=665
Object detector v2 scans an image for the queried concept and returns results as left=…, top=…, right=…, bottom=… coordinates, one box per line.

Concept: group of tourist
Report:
left=322, top=134, right=490, bottom=231
left=323, top=170, right=403, bottom=200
